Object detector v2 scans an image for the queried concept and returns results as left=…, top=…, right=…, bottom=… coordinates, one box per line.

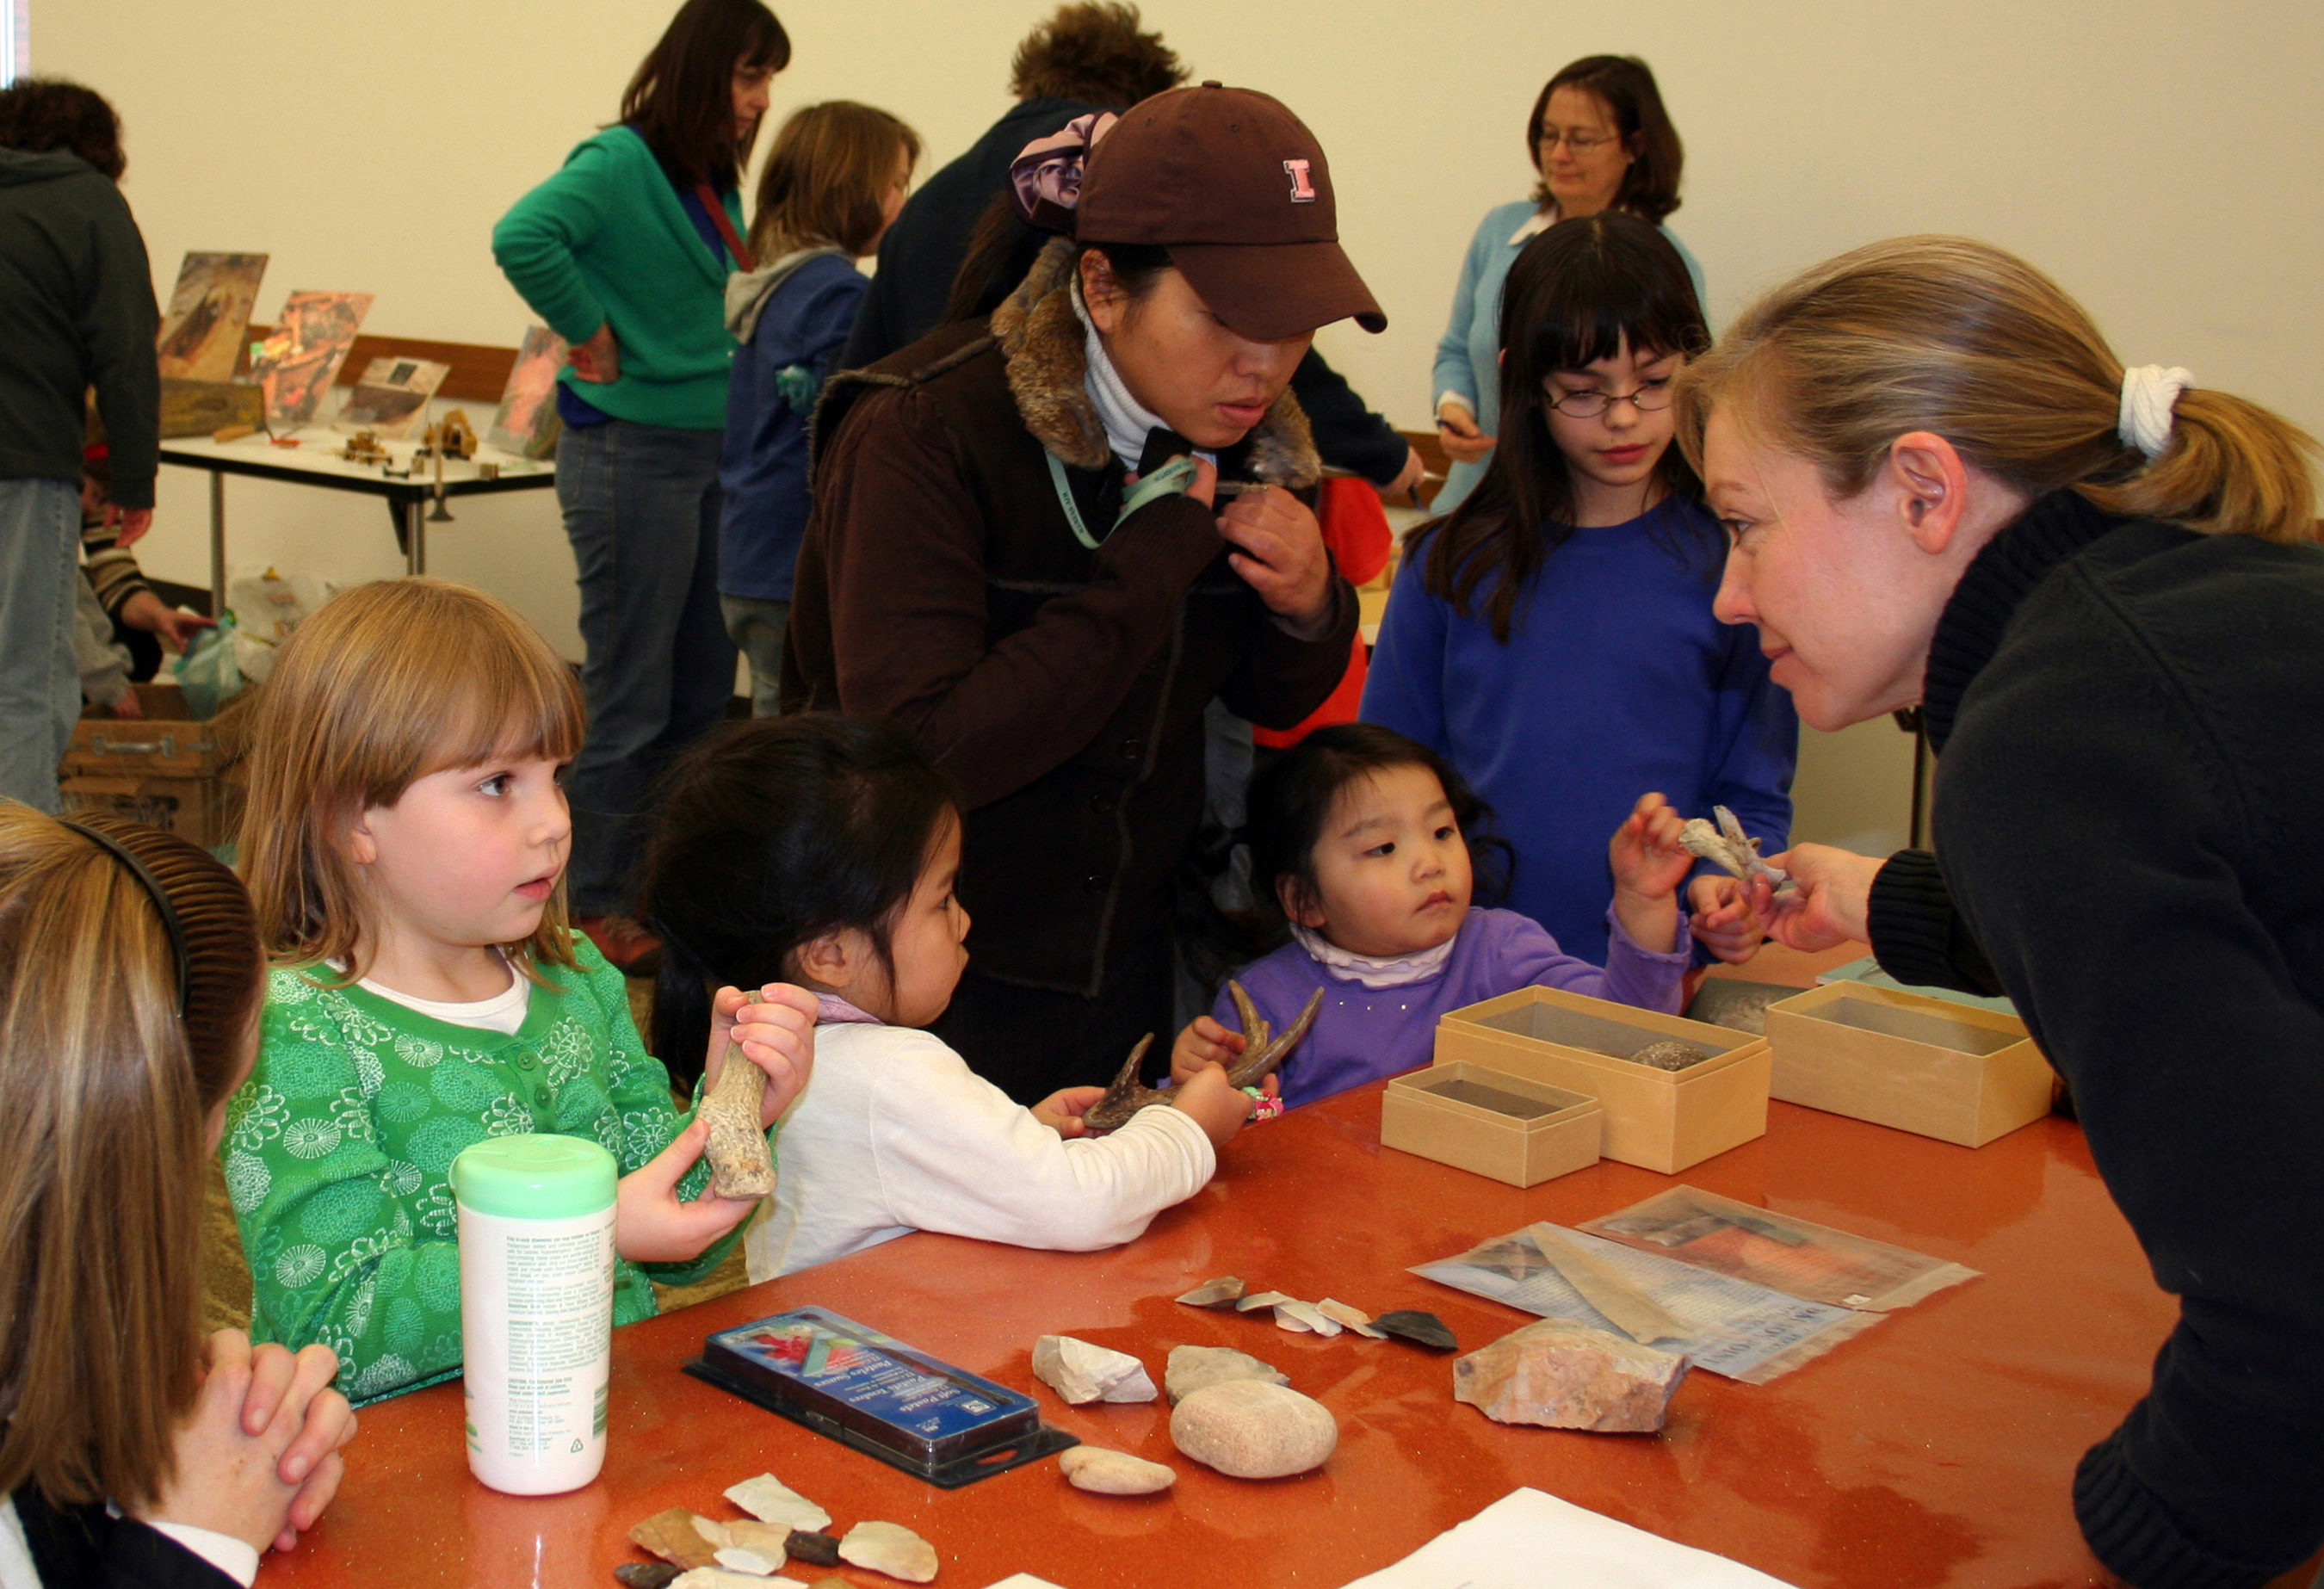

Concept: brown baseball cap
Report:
left=1077, top=83, right=1386, bottom=342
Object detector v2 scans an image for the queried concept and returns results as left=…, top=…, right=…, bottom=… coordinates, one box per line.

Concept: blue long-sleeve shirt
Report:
left=1361, top=496, right=1796, bottom=965
left=718, top=254, right=867, bottom=602
left=1430, top=200, right=1705, bottom=515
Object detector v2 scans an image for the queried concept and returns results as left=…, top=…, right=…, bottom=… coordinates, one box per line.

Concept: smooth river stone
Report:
left=1164, top=1343, right=1290, bottom=1404
left=1032, top=1334, right=1158, bottom=1404
left=1170, top=1380, right=1338, bottom=1478
left=1059, top=1444, right=1177, bottom=1494
left=1453, top=1317, right=1690, bottom=1432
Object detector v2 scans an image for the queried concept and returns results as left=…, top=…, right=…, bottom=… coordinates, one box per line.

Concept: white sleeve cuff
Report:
left=145, top=1521, right=261, bottom=1587
left=1435, top=390, right=1474, bottom=417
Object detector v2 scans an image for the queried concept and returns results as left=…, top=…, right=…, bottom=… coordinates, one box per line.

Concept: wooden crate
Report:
left=1435, top=986, right=1770, bottom=1174
left=1764, top=981, right=2054, bottom=1147
left=61, top=770, right=244, bottom=850
left=159, top=378, right=264, bottom=438
left=59, top=683, right=252, bottom=850
left=1380, top=1061, right=1602, bottom=1188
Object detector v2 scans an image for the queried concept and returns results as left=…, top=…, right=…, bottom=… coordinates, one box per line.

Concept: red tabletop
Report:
left=264, top=950, right=2168, bottom=1589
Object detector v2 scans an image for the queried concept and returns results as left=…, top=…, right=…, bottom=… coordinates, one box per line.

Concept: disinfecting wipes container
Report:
left=451, top=1134, right=618, bottom=1494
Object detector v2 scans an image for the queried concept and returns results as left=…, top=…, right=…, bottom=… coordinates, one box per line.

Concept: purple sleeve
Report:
left=1498, top=910, right=1689, bottom=1016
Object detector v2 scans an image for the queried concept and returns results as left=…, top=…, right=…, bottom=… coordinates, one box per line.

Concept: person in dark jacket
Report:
left=1683, top=235, right=2324, bottom=1589
left=842, top=2, right=1424, bottom=498
left=785, top=85, right=1375, bottom=1103
left=0, top=78, right=158, bottom=813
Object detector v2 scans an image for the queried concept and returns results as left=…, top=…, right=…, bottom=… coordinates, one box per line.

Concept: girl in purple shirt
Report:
left=1171, top=723, right=1694, bottom=1109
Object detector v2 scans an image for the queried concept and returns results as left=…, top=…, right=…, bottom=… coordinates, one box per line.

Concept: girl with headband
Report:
left=0, top=810, right=357, bottom=1585
left=1684, top=234, right=2324, bottom=1586
left=784, top=84, right=1378, bottom=1104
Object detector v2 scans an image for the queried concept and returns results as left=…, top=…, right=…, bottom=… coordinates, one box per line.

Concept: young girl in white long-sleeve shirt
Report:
left=641, top=714, right=1253, bottom=1280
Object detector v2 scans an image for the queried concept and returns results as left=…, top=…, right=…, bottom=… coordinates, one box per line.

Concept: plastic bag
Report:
left=173, top=615, right=243, bottom=720
left=225, top=567, right=337, bottom=685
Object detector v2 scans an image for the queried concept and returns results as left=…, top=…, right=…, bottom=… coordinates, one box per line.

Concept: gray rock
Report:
left=1628, top=1041, right=1709, bottom=1072
left=1171, top=1380, right=1338, bottom=1479
left=1164, top=1343, right=1290, bottom=1404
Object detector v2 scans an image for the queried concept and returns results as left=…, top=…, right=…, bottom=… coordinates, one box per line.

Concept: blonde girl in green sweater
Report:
left=226, top=578, right=817, bottom=1405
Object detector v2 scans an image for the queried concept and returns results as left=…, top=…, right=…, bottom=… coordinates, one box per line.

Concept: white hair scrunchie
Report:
left=2118, top=364, right=2195, bottom=460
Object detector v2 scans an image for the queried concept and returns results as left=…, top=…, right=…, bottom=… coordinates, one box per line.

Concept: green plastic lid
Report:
left=450, top=1134, right=617, bottom=1220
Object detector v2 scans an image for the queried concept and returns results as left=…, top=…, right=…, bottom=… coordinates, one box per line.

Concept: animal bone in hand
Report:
left=1082, top=982, right=1324, bottom=1134
left=700, top=990, right=776, bottom=1198
left=1677, top=805, right=1797, bottom=899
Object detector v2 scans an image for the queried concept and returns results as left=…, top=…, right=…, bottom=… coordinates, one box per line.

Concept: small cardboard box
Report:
left=60, top=770, right=244, bottom=850
left=1380, top=1061, right=1602, bottom=1188
left=1764, top=981, right=2053, bottom=1147
left=1435, top=987, right=1771, bottom=1174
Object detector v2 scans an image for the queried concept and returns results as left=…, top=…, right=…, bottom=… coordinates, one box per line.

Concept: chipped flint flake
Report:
left=1317, top=1297, right=1387, bottom=1338
left=721, top=1473, right=831, bottom=1533
left=1274, top=1298, right=1343, bottom=1336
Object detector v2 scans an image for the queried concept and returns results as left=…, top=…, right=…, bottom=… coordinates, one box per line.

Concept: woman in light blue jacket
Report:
left=1433, top=55, right=1703, bottom=513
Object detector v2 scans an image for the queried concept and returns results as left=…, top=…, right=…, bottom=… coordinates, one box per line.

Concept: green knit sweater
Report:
left=223, top=936, right=753, bottom=1406
left=491, top=125, right=743, bottom=430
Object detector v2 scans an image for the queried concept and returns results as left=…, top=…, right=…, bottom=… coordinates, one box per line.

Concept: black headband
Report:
left=57, top=819, right=190, bottom=1017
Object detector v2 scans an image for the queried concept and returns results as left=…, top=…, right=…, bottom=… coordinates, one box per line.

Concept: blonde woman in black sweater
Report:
left=1683, top=235, right=2322, bottom=1589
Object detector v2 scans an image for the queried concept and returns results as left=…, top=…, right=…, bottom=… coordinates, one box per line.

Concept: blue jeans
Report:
left=556, top=420, right=734, bottom=916
left=0, top=479, right=81, bottom=813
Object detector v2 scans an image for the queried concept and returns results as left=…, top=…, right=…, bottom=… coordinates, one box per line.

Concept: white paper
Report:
left=1340, top=1487, right=1799, bottom=1589
left=980, top=1578, right=1070, bottom=1589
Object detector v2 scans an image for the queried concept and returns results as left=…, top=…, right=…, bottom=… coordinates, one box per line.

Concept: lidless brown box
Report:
left=59, top=683, right=252, bottom=849
left=1381, top=1061, right=1602, bottom=1188
left=1434, top=986, right=1771, bottom=1174
left=1764, top=981, right=2053, bottom=1148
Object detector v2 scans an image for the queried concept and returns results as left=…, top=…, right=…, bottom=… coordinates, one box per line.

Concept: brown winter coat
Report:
left=782, top=240, right=1357, bottom=995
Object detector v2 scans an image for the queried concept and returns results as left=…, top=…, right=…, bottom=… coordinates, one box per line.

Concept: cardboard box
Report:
left=1764, top=981, right=2053, bottom=1147
left=1380, top=1061, right=1602, bottom=1188
left=1435, top=987, right=1771, bottom=1174
left=60, top=770, right=244, bottom=850
left=59, top=683, right=252, bottom=850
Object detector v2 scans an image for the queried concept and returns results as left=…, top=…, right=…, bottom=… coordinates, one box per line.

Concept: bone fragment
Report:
left=701, top=990, right=776, bottom=1197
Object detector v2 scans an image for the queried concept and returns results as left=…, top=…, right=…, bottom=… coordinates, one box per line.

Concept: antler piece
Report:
left=1083, top=1034, right=1167, bottom=1135
left=1227, top=979, right=1270, bottom=1057
left=1227, top=986, right=1323, bottom=1090
left=701, top=990, right=776, bottom=1198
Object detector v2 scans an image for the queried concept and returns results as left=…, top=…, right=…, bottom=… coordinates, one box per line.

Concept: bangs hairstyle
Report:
left=748, top=100, right=922, bottom=260
left=1528, top=55, right=1683, bottom=225
left=0, top=77, right=126, bottom=181
left=621, top=0, right=790, bottom=190
left=1249, top=723, right=1509, bottom=924
left=1674, top=235, right=2319, bottom=545
left=0, top=810, right=260, bottom=1514
left=238, top=578, right=584, bottom=983
left=641, top=714, right=959, bottom=1088
left=1417, top=212, right=1715, bottom=642
left=1010, top=3, right=1185, bottom=108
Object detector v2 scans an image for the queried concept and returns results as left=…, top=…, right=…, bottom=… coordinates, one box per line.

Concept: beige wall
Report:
left=40, top=0, right=2322, bottom=849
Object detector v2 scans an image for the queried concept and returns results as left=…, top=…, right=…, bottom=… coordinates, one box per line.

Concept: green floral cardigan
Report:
left=222, top=935, right=742, bottom=1405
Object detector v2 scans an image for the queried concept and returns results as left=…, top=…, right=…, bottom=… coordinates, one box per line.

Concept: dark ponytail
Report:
left=640, top=714, right=958, bottom=1086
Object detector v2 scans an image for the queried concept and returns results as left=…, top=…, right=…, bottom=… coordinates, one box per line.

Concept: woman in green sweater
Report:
left=492, top=0, right=788, bottom=962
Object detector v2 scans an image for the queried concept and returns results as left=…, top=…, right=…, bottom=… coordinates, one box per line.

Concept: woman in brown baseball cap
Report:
left=782, top=83, right=1381, bottom=1104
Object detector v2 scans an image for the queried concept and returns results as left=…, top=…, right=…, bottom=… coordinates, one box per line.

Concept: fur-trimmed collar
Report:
left=990, top=237, right=1322, bottom=487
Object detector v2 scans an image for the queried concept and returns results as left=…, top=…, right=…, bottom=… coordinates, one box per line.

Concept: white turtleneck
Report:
left=1072, top=275, right=1215, bottom=473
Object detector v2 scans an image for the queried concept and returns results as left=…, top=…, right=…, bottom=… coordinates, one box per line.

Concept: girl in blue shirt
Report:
left=719, top=101, right=919, bottom=714
left=1364, top=213, right=1795, bottom=968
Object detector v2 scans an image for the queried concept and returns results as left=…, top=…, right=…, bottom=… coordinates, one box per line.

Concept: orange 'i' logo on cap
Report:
left=1283, top=159, right=1316, bottom=202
